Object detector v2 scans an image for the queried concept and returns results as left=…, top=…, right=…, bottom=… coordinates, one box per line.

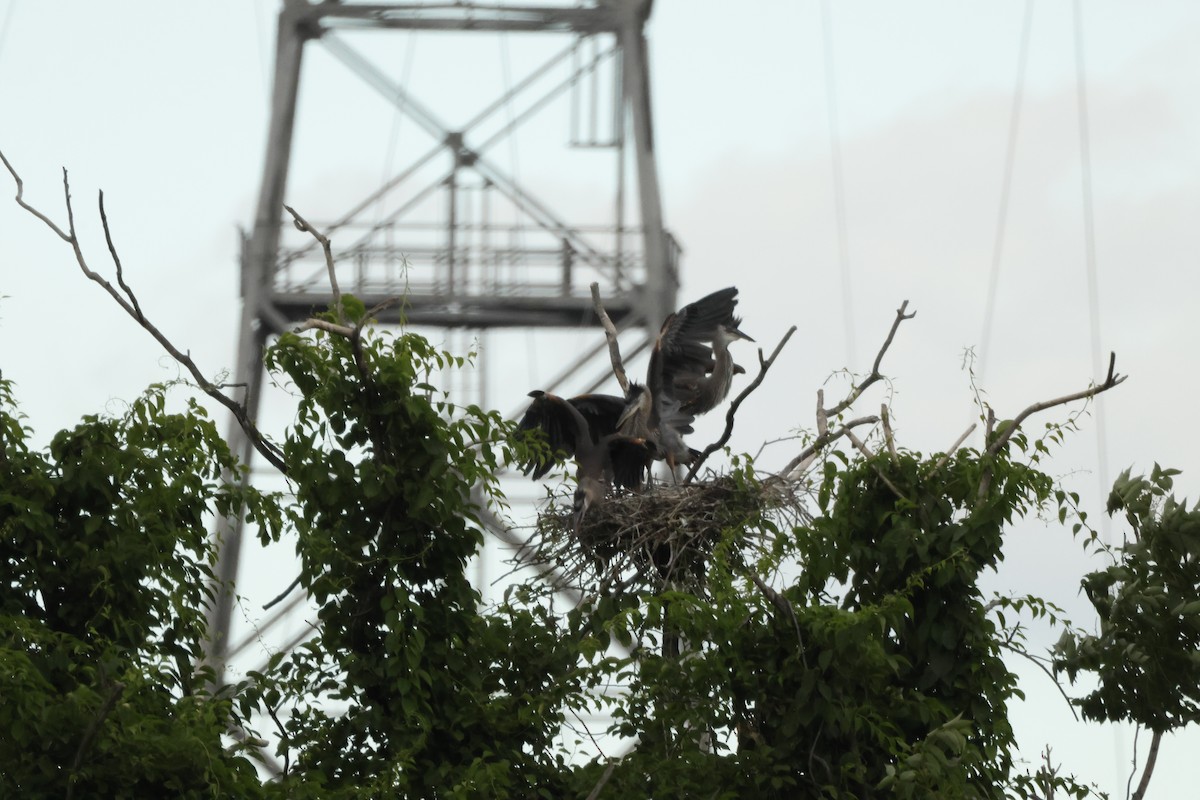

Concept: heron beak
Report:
left=728, top=324, right=755, bottom=343
left=572, top=493, right=590, bottom=536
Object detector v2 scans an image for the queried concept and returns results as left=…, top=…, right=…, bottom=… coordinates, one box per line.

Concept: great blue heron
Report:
left=517, top=287, right=751, bottom=518
left=517, top=391, right=657, bottom=532
left=617, top=287, right=753, bottom=469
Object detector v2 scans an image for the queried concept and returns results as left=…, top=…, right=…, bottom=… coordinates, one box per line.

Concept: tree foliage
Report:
left=0, top=155, right=1184, bottom=797
left=1055, top=464, right=1200, bottom=733
left=7, top=302, right=1180, bottom=798
left=0, top=378, right=277, bottom=797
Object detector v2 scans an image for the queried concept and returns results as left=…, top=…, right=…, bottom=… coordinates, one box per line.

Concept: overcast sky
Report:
left=3, top=1, right=1199, bottom=793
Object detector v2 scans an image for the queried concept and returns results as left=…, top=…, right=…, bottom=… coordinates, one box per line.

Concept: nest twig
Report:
left=519, top=475, right=809, bottom=597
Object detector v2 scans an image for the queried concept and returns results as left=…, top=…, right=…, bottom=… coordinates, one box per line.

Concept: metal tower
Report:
left=207, top=0, right=679, bottom=671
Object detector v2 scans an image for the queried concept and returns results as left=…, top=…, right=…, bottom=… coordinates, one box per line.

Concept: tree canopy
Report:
left=2, top=159, right=1195, bottom=798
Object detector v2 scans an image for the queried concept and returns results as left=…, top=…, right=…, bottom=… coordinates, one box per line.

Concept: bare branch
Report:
left=284, top=204, right=343, bottom=324
left=984, top=352, right=1126, bottom=458
left=881, top=403, right=898, bottom=463
left=824, top=300, right=914, bottom=419
left=998, top=641, right=1078, bottom=722
left=0, top=150, right=72, bottom=242
left=590, top=282, right=629, bottom=393
left=98, top=190, right=144, bottom=323
left=1, top=153, right=287, bottom=474
left=847, top=429, right=910, bottom=503
left=931, top=423, right=977, bottom=473
left=1126, top=727, right=1140, bottom=800
left=974, top=354, right=1125, bottom=500
left=781, top=415, right=879, bottom=477
left=298, top=318, right=356, bottom=338
left=683, top=325, right=797, bottom=483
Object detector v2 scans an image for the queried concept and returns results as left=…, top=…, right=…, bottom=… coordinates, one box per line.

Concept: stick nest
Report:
left=524, top=474, right=808, bottom=596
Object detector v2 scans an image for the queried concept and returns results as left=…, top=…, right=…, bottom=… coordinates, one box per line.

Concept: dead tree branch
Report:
left=984, top=351, right=1126, bottom=458
left=824, top=300, right=914, bottom=419
left=781, top=415, right=879, bottom=478
left=847, top=429, right=911, bottom=504
left=683, top=325, right=797, bottom=483
left=977, top=353, right=1125, bottom=501
left=590, top=282, right=629, bottom=394
left=931, top=423, right=977, bottom=473
left=98, top=193, right=144, bottom=323
left=783, top=302, right=911, bottom=477
left=881, top=404, right=898, bottom=463
left=298, top=318, right=356, bottom=339
left=1, top=152, right=287, bottom=474
left=284, top=204, right=343, bottom=324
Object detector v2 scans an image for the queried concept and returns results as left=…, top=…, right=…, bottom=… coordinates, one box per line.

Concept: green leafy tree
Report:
left=0, top=378, right=278, bottom=797
left=5, top=155, right=1194, bottom=798
left=1054, top=464, right=1200, bottom=799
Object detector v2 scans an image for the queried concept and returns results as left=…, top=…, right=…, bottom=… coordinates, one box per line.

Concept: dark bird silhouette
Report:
left=619, top=287, right=753, bottom=469
left=517, top=391, right=657, bottom=532
left=516, top=287, right=752, bottom=518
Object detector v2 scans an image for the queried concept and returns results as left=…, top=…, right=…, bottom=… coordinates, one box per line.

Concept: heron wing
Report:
left=652, top=287, right=740, bottom=405
left=568, top=393, right=626, bottom=441
left=605, top=435, right=657, bottom=491
left=517, top=391, right=589, bottom=479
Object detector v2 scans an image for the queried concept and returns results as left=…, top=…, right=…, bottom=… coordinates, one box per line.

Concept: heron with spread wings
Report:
left=518, top=287, right=753, bottom=528
left=617, top=286, right=754, bottom=469
left=517, top=391, right=658, bottom=534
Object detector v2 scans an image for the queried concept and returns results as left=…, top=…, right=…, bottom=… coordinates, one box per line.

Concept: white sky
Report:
left=3, top=1, right=1200, bottom=794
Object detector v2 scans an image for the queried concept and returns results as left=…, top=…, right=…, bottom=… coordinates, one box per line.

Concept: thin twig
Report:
left=266, top=703, right=291, bottom=778
left=985, top=352, right=1125, bottom=458
left=569, top=708, right=609, bottom=760
left=98, top=191, right=143, bottom=323
left=998, top=642, right=1078, bottom=722
left=363, top=295, right=402, bottom=321
left=0, top=149, right=71, bottom=241
left=0, top=153, right=287, bottom=474
left=781, top=415, right=879, bottom=477
left=978, top=353, right=1125, bottom=500
left=683, top=325, right=797, bottom=483
left=284, top=204, right=343, bottom=324
left=590, top=282, right=629, bottom=393
left=930, top=423, right=977, bottom=473
left=824, top=300, right=914, bottom=419
left=1126, top=726, right=1140, bottom=800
